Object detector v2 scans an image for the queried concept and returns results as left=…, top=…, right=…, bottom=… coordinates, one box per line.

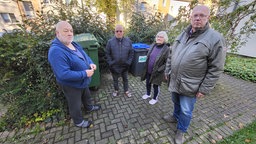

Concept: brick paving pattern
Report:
left=0, top=73, right=256, bottom=144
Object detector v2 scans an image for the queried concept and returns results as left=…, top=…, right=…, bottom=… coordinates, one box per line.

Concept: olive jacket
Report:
left=165, top=23, right=227, bottom=96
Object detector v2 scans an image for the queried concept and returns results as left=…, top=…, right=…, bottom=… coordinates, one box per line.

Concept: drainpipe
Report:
left=232, top=1, right=239, bottom=12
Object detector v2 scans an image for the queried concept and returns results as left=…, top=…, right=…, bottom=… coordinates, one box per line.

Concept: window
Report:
left=0, top=0, right=11, bottom=2
left=22, top=1, right=35, bottom=17
left=0, top=13, right=17, bottom=23
left=252, top=23, right=256, bottom=30
left=23, top=1, right=34, bottom=11
left=9, top=13, right=17, bottom=22
left=140, top=2, right=147, bottom=11
left=43, top=0, right=50, bottom=4
left=163, top=0, right=166, bottom=7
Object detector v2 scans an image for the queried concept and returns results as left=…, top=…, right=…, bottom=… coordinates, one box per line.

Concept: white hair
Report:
left=156, top=31, right=169, bottom=42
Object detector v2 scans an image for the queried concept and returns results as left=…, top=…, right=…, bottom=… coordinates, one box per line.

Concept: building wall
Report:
left=157, top=0, right=171, bottom=16
left=136, top=0, right=171, bottom=16
left=234, top=0, right=256, bottom=57
left=0, top=0, right=41, bottom=34
left=17, top=0, right=41, bottom=19
left=0, top=0, right=22, bottom=33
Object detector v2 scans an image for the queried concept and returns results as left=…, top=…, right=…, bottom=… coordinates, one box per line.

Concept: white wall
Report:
left=235, top=0, right=256, bottom=57
left=237, top=33, right=256, bottom=58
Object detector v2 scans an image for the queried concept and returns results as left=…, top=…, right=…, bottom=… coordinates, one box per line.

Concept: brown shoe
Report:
left=162, top=115, right=178, bottom=123
left=175, top=130, right=184, bottom=144
left=125, top=91, right=132, bottom=97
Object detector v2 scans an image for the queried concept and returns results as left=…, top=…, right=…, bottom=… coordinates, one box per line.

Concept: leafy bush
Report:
left=126, top=12, right=169, bottom=44
left=0, top=31, right=35, bottom=78
left=0, top=0, right=255, bottom=131
left=0, top=2, right=113, bottom=131
left=224, top=54, right=256, bottom=83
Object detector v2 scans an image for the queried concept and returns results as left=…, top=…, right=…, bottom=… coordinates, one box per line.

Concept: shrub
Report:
left=224, top=54, right=256, bottom=83
left=0, top=2, right=113, bottom=131
left=126, top=12, right=169, bottom=44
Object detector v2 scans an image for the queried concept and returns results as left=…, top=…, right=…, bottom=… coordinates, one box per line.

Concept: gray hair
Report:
left=156, top=31, right=169, bottom=42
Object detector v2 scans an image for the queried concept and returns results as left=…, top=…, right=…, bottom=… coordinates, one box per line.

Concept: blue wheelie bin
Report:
left=130, top=43, right=150, bottom=76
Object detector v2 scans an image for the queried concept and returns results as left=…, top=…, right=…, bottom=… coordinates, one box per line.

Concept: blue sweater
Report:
left=48, top=38, right=94, bottom=88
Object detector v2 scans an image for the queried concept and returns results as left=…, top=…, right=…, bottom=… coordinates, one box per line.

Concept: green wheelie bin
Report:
left=73, top=33, right=100, bottom=90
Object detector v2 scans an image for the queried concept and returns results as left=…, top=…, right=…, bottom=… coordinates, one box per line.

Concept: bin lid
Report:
left=74, top=33, right=99, bottom=48
left=132, top=43, right=150, bottom=49
left=74, top=33, right=98, bottom=42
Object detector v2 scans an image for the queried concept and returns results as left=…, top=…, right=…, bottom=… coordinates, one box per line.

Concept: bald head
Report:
left=56, top=21, right=72, bottom=32
left=190, top=5, right=210, bottom=32
left=192, top=5, right=210, bottom=16
left=55, top=21, right=74, bottom=46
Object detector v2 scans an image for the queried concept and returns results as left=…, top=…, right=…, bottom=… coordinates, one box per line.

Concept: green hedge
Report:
left=224, top=54, right=256, bottom=83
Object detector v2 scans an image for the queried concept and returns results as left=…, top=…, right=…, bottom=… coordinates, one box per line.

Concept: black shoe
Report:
left=163, top=115, right=178, bottom=123
left=76, top=120, right=93, bottom=128
left=87, top=105, right=101, bottom=112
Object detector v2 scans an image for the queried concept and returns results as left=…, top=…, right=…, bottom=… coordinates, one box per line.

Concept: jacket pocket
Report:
left=179, top=77, right=202, bottom=95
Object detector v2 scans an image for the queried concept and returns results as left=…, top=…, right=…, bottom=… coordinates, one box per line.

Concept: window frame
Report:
left=0, top=13, right=17, bottom=23
left=22, top=1, right=35, bottom=17
left=140, top=2, right=147, bottom=11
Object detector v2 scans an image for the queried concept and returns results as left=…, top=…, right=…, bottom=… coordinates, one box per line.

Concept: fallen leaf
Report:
left=245, top=139, right=251, bottom=143
left=230, top=126, right=235, bottom=130
left=224, top=114, right=229, bottom=118
left=238, top=123, right=244, bottom=129
left=217, top=134, right=223, bottom=140
left=210, top=139, right=216, bottom=143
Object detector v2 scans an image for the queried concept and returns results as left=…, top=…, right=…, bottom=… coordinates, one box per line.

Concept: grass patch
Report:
left=217, top=120, right=256, bottom=144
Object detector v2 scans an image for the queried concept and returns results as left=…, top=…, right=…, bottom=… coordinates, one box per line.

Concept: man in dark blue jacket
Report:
left=106, top=24, right=134, bottom=97
left=48, top=21, right=100, bottom=128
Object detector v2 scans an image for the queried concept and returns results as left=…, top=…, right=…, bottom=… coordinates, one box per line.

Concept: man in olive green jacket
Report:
left=163, top=5, right=227, bottom=144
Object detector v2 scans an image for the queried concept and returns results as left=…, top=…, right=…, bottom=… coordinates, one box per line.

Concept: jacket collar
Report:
left=52, top=38, right=81, bottom=52
left=185, top=22, right=210, bottom=38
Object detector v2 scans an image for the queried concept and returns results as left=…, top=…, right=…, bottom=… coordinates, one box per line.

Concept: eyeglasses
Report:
left=192, top=14, right=208, bottom=19
left=115, top=30, right=123, bottom=33
left=157, top=35, right=164, bottom=38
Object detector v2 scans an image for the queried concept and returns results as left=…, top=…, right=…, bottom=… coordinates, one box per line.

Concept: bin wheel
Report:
left=89, top=86, right=99, bottom=91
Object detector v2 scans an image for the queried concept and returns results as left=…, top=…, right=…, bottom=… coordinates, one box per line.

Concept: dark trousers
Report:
left=146, top=73, right=159, bottom=100
left=60, top=84, right=92, bottom=125
left=111, top=70, right=129, bottom=92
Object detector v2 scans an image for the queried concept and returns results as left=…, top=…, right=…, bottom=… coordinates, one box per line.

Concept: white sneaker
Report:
left=149, top=99, right=158, bottom=105
left=112, top=91, right=118, bottom=97
left=142, top=94, right=151, bottom=100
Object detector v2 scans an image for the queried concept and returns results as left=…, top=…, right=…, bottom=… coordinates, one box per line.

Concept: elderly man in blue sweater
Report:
left=48, top=21, right=100, bottom=128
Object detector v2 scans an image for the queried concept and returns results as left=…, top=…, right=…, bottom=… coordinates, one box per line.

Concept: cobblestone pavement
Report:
left=0, top=73, right=256, bottom=144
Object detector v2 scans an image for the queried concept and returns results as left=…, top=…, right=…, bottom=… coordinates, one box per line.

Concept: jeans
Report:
left=60, top=84, right=93, bottom=125
left=172, top=92, right=197, bottom=132
left=111, top=70, right=129, bottom=92
left=146, top=73, right=160, bottom=99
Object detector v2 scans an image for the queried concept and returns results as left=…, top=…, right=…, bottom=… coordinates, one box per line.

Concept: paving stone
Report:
left=75, top=139, right=89, bottom=144
left=102, top=130, right=114, bottom=139
left=1, top=74, right=255, bottom=143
